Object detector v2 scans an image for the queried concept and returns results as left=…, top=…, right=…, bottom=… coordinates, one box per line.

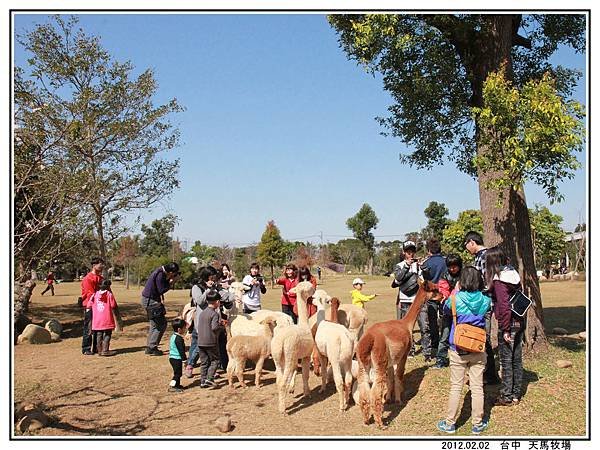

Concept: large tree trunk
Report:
left=472, top=15, right=548, bottom=352
left=14, top=279, right=36, bottom=343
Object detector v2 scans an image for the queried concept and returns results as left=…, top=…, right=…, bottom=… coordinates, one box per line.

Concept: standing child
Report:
left=89, top=279, right=122, bottom=357
left=350, top=278, right=377, bottom=308
left=169, top=318, right=187, bottom=393
left=195, top=290, right=226, bottom=388
left=436, top=266, right=491, bottom=435
left=433, top=254, right=463, bottom=369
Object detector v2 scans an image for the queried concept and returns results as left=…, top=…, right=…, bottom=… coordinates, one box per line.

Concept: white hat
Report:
left=352, top=278, right=365, bottom=285
left=403, top=240, right=417, bottom=250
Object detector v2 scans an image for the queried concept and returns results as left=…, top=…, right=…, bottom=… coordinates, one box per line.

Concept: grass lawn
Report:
left=13, top=274, right=587, bottom=437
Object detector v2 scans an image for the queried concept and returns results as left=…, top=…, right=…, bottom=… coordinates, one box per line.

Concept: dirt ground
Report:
left=13, top=276, right=587, bottom=437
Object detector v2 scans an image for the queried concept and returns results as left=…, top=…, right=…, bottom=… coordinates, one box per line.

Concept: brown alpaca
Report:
left=356, top=280, right=440, bottom=428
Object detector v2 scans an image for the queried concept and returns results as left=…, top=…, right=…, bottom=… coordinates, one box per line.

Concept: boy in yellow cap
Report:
left=350, top=278, right=378, bottom=308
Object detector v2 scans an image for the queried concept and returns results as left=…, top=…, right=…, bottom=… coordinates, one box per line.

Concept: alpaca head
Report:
left=289, top=281, right=316, bottom=302
left=417, top=279, right=442, bottom=301
left=311, top=289, right=331, bottom=310
left=228, top=282, right=247, bottom=308
left=330, top=297, right=340, bottom=310
left=259, top=316, right=277, bottom=335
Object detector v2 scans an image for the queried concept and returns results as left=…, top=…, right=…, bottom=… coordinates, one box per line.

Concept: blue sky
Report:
left=13, top=13, right=588, bottom=248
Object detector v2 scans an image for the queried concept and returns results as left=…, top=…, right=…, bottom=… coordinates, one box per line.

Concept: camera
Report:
left=254, top=275, right=264, bottom=283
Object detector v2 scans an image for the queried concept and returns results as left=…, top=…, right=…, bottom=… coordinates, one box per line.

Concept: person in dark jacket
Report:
left=140, top=262, right=180, bottom=356
left=419, top=237, right=446, bottom=362
left=392, top=241, right=421, bottom=356
left=433, top=254, right=463, bottom=369
left=485, top=247, right=524, bottom=406
left=195, top=290, right=226, bottom=388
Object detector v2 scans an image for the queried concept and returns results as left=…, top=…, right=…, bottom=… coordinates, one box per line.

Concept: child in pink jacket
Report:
left=89, top=279, right=122, bottom=356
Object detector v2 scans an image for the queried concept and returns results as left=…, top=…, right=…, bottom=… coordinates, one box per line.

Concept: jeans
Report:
left=198, top=345, right=220, bottom=382
left=498, top=321, right=525, bottom=400
left=483, top=310, right=498, bottom=380
left=418, top=300, right=439, bottom=357
left=445, top=350, right=486, bottom=426
left=281, top=304, right=297, bottom=324
left=170, top=358, right=183, bottom=387
left=397, top=301, right=417, bottom=353
left=436, top=314, right=452, bottom=364
left=141, top=297, right=167, bottom=351
left=82, top=309, right=97, bottom=354
left=243, top=305, right=260, bottom=314
left=187, top=327, right=199, bottom=368
left=217, top=330, right=228, bottom=371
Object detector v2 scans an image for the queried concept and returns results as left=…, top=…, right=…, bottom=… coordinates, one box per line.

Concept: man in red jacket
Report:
left=81, top=257, right=105, bottom=355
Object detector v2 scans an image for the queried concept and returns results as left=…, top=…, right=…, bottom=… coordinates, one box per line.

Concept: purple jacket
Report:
left=490, top=266, right=521, bottom=332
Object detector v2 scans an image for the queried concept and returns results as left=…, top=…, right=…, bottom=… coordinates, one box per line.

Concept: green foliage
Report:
left=257, top=221, right=286, bottom=281
left=176, top=258, right=198, bottom=289
left=473, top=70, right=585, bottom=203
left=328, top=239, right=369, bottom=271
left=190, top=241, right=220, bottom=266
left=375, top=240, right=403, bottom=274
left=441, top=210, right=483, bottom=263
left=16, top=16, right=183, bottom=258
left=529, top=205, right=566, bottom=269
left=422, top=201, right=450, bottom=240
left=139, top=214, right=178, bottom=258
left=346, top=203, right=379, bottom=257
left=328, top=14, right=585, bottom=187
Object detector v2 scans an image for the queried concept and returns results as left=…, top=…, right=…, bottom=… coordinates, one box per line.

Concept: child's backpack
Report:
left=450, top=295, right=486, bottom=353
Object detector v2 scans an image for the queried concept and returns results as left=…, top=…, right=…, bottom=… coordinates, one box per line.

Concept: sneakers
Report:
left=472, top=419, right=489, bottom=435
left=201, top=379, right=217, bottom=388
left=83, top=350, right=94, bottom=356
left=495, top=396, right=513, bottom=407
left=99, top=350, right=116, bottom=357
left=184, top=365, right=194, bottom=378
left=436, top=420, right=456, bottom=434
left=168, top=386, right=184, bottom=393
left=512, top=398, right=521, bottom=405
left=145, top=348, right=163, bottom=356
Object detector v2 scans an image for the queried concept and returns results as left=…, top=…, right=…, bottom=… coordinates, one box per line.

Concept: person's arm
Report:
left=259, top=277, right=267, bottom=294
left=191, top=285, right=208, bottom=309
left=354, top=291, right=376, bottom=303
left=210, top=311, right=223, bottom=333
left=80, top=275, right=96, bottom=307
left=394, top=262, right=411, bottom=285
left=492, top=281, right=512, bottom=333
left=176, top=335, right=187, bottom=361
left=156, top=271, right=171, bottom=296
left=275, top=277, right=286, bottom=286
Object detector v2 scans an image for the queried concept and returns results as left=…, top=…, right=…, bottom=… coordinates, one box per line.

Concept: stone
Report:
left=44, top=319, right=62, bottom=336
left=552, top=327, right=568, bottom=335
left=50, top=332, right=61, bottom=342
left=15, top=407, right=49, bottom=432
left=579, top=331, right=587, bottom=340
left=17, top=324, right=52, bottom=345
left=215, top=416, right=232, bottom=433
left=556, top=360, right=573, bottom=369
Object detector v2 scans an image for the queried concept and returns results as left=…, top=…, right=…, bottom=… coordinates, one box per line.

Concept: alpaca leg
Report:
left=342, top=360, right=353, bottom=409
left=319, top=354, right=328, bottom=393
left=254, top=355, right=266, bottom=388
left=227, top=359, right=235, bottom=388
left=394, top=358, right=407, bottom=405
left=371, top=370, right=387, bottom=429
left=237, top=357, right=247, bottom=388
left=312, top=346, right=321, bottom=376
left=331, top=362, right=346, bottom=411
left=301, top=357, right=311, bottom=397
left=385, top=366, right=394, bottom=403
left=279, top=364, right=295, bottom=414
left=357, top=361, right=372, bottom=424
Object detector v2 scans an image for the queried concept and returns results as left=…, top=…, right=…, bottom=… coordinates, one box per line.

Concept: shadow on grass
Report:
left=381, top=365, right=429, bottom=426
left=543, top=306, right=586, bottom=335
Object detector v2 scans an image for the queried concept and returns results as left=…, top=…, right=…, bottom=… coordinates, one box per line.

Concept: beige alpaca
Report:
left=314, top=298, right=354, bottom=411
left=226, top=317, right=276, bottom=388
left=249, top=309, right=294, bottom=328
left=270, top=281, right=316, bottom=414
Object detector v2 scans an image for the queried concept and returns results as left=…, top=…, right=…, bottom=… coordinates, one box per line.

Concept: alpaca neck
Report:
left=401, top=287, right=429, bottom=332
left=330, top=301, right=339, bottom=323
left=296, top=294, right=309, bottom=327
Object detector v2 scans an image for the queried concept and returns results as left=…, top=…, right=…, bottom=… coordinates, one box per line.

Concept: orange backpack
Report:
left=450, top=295, right=486, bottom=353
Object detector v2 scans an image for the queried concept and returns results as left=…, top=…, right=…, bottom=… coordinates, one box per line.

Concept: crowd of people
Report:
left=72, top=230, right=526, bottom=434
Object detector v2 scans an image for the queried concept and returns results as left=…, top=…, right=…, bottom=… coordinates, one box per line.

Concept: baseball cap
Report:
left=352, top=278, right=365, bottom=285
left=403, top=240, right=417, bottom=251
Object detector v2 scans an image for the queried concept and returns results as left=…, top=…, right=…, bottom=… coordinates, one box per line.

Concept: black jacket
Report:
left=392, top=261, right=419, bottom=299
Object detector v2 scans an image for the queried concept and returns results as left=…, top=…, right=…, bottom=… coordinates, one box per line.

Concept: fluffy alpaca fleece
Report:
left=314, top=298, right=354, bottom=411
left=226, top=317, right=276, bottom=388
left=249, top=309, right=294, bottom=328
left=270, top=281, right=316, bottom=414
left=356, top=280, right=441, bottom=428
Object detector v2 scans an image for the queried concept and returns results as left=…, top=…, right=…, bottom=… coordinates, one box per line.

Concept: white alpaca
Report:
left=226, top=317, right=276, bottom=388
left=270, top=281, right=316, bottom=414
left=249, top=309, right=293, bottom=328
left=313, top=297, right=355, bottom=411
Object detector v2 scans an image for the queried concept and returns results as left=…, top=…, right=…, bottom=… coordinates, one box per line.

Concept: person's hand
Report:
left=221, top=319, right=228, bottom=326
left=503, top=331, right=512, bottom=343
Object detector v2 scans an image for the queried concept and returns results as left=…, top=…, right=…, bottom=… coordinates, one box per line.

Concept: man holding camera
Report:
left=141, top=262, right=180, bottom=356
left=241, top=262, right=267, bottom=313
